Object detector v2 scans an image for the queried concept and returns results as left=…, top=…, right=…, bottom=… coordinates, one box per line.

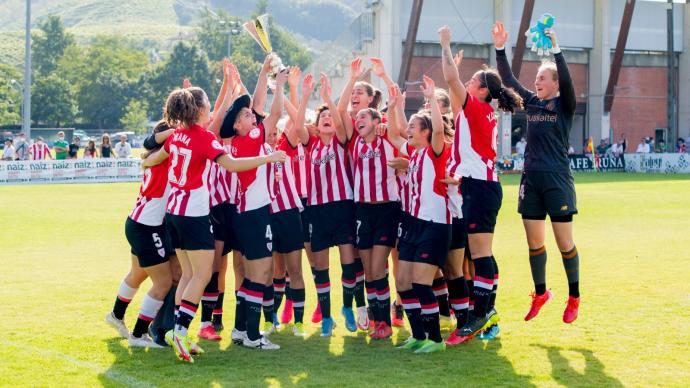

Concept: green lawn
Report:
left=1, top=173, right=688, bottom=387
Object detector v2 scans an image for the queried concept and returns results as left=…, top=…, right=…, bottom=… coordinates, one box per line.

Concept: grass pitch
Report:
left=1, top=173, right=688, bottom=387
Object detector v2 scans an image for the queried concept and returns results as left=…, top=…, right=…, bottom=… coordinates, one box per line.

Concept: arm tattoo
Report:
left=442, top=47, right=454, bottom=66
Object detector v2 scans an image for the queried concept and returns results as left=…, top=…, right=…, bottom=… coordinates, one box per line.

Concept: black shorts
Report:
left=125, top=217, right=172, bottom=267
left=165, top=214, right=215, bottom=251
left=398, top=217, right=451, bottom=267
left=449, top=217, right=467, bottom=250
left=233, top=205, right=272, bottom=260
left=461, top=177, right=503, bottom=234
left=210, top=203, right=237, bottom=255
left=518, top=170, right=578, bottom=218
left=396, top=211, right=412, bottom=247
left=270, top=208, right=304, bottom=254
left=355, top=202, right=400, bottom=250
left=300, top=198, right=311, bottom=243
left=309, top=200, right=356, bottom=252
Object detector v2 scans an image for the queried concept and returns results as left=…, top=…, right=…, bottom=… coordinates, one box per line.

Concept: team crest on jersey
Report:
left=249, top=128, right=261, bottom=139
left=157, top=248, right=165, bottom=257
left=266, top=242, right=272, bottom=251
left=212, top=140, right=224, bottom=151
left=546, top=101, right=556, bottom=111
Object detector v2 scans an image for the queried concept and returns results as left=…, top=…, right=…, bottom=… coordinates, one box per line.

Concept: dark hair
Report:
left=164, top=87, right=207, bottom=128
left=141, top=120, right=172, bottom=159
left=413, top=109, right=454, bottom=143
left=359, top=107, right=382, bottom=123
left=315, top=103, right=329, bottom=127
left=355, top=81, right=382, bottom=109
left=479, top=67, right=523, bottom=113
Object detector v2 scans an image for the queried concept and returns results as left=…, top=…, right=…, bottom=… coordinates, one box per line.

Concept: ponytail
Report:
left=355, top=81, right=382, bottom=109
left=479, top=67, right=523, bottom=113
left=163, top=87, right=209, bottom=129
left=496, top=86, right=523, bottom=113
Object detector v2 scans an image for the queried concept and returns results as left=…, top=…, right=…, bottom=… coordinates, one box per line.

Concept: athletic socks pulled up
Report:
left=341, top=262, right=357, bottom=309
left=132, top=294, right=164, bottom=338
left=175, top=299, right=198, bottom=337
left=234, top=287, right=247, bottom=332
left=399, top=289, right=425, bottom=341
left=212, top=291, right=225, bottom=326
left=374, top=277, right=391, bottom=326
left=112, top=280, right=138, bottom=320
left=314, top=269, right=331, bottom=319
left=273, top=277, right=286, bottom=312
left=412, top=283, right=442, bottom=343
left=291, top=287, right=306, bottom=324
left=489, top=256, right=499, bottom=310
left=432, top=276, right=451, bottom=317
left=529, top=246, right=547, bottom=295
left=353, top=258, right=366, bottom=308
left=561, top=246, right=580, bottom=298
left=239, top=279, right=264, bottom=341
left=262, top=283, right=275, bottom=324
left=472, top=256, right=496, bottom=317
left=447, top=276, right=470, bottom=328
left=200, top=272, right=219, bottom=326
left=365, top=280, right=378, bottom=321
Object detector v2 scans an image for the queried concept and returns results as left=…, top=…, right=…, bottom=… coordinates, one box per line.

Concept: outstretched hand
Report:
left=320, top=72, right=332, bottom=101
left=492, top=21, right=509, bottom=48
left=370, top=57, right=386, bottom=78
left=420, top=75, right=436, bottom=99
left=350, top=57, right=365, bottom=81
left=438, top=25, right=452, bottom=47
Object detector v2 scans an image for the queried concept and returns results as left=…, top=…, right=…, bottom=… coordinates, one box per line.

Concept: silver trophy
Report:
left=243, top=14, right=285, bottom=85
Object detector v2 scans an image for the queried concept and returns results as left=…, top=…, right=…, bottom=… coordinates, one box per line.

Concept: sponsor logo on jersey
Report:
left=212, top=140, right=224, bottom=150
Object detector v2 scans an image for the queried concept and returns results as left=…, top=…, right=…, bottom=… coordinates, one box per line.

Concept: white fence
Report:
left=0, top=159, right=143, bottom=185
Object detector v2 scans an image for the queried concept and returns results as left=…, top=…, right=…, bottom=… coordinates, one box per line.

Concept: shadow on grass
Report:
left=533, top=344, right=624, bottom=387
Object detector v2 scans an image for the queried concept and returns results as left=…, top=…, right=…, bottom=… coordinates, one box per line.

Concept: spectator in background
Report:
left=567, top=144, right=575, bottom=155
left=100, top=134, right=113, bottom=158
left=636, top=138, right=650, bottom=154
left=84, top=140, right=98, bottom=158
left=596, top=139, right=609, bottom=155
left=515, top=136, right=527, bottom=156
left=609, top=140, right=624, bottom=157
left=53, top=131, right=69, bottom=160
left=30, top=136, right=52, bottom=160
left=676, top=138, right=687, bottom=153
left=656, top=140, right=666, bottom=153
left=618, top=134, right=627, bottom=153
left=69, top=136, right=81, bottom=159
left=15, top=133, right=29, bottom=160
left=114, top=134, right=132, bottom=158
left=3, top=139, right=16, bottom=160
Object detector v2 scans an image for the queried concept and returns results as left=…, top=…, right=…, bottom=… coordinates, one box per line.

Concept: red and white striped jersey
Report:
left=349, top=135, right=400, bottom=203
left=222, top=144, right=239, bottom=205
left=449, top=94, right=499, bottom=182
left=293, top=141, right=308, bottom=199
left=208, top=162, right=231, bottom=207
left=270, top=135, right=303, bottom=213
left=164, top=124, right=226, bottom=217
left=30, top=143, right=51, bottom=160
left=397, top=171, right=409, bottom=213
left=230, top=124, right=275, bottom=213
left=446, top=179, right=463, bottom=219
left=400, top=142, right=451, bottom=224
left=306, top=135, right=353, bottom=206
left=130, top=159, right=170, bottom=226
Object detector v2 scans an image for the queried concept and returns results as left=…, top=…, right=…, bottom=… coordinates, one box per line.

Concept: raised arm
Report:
left=142, top=147, right=169, bottom=168
left=216, top=149, right=286, bottom=173
left=287, top=73, right=314, bottom=146
left=287, top=66, right=301, bottom=107
left=385, top=84, right=407, bottom=151
left=252, top=55, right=272, bottom=116
left=370, top=57, right=395, bottom=88
left=492, top=21, right=535, bottom=101
left=548, top=29, right=576, bottom=114
left=439, top=26, right=467, bottom=113
left=322, top=73, right=348, bottom=144
left=262, top=68, right=288, bottom=141
left=208, top=63, right=239, bottom=137
left=213, top=59, right=231, bottom=113
left=337, top=58, right=364, bottom=138
left=421, top=76, right=445, bottom=156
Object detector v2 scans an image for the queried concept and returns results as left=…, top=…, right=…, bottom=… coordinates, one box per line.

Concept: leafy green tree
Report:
left=31, top=74, right=76, bottom=127
left=32, top=16, right=75, bottom=76
left=120, top=100, right=149, bottom=134
left=0, top=64, right=22, bottom=126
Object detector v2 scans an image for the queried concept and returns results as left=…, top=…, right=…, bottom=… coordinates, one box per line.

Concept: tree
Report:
left=0, top=64, right=22, bottom=126
left=31, top=74, right=76, bottom=127
left=32, top=16, right=75, bottom=76
left=143, top=42, right=215, bottom=119
left=121, top=100, right=149, bottom=135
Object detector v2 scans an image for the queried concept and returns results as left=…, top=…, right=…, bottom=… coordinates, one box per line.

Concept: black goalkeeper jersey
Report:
left=496, top=49, right=576, bottom=174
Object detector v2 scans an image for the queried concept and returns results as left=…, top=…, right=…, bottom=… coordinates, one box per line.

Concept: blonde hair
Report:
left=538, top=61, right=558, bottom=81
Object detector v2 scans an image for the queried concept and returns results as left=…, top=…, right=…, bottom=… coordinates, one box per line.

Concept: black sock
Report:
left=466, top=278, right=474, bottom=313
left=262, top=283, right=274, bottom=324
left=112, top=280, right=137, bottom=320
left=314, top=269, right=331, bottom=319
left=213, top=291, right=224, bottom=325
left=472, top=256, right=495, bottom=317
left=273, top=277, right=286, bottom=313
left=400, top=289, right=425, bottom=340
left=530, top=246, right=547, bottom=295
left=375, top=277, right=391, bottom=326
left=201, top=272, right=219, bottom=324
left=234, top=286, right=247, bottom=332
left=353, top=258, right=366, bottom=307
left=561, top=246, right=580, bottom=298
left=292, top=288, right=305, bottom=323
left=175, top=299, right=198, bottom=337
left=447, top=276, right=470, bottom=328
left=432, top=276, right=450, bottom=317
left=365, top=280, right=378, bottom=321
left=243, top=280, right=264, bottom=341
left=489, top=256, right=499, bottom=310
left=341, top=263, right=356, bottom=309
left=412, top=283, right=441, bottom=343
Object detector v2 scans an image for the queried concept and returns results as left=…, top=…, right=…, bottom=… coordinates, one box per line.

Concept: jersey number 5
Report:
left=169, top=144, right=192, bottom=186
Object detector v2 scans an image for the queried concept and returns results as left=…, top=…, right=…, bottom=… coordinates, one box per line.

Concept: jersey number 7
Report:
left=169, top=144, right=192, bottom=186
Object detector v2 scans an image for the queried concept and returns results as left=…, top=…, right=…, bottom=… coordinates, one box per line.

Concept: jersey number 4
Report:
left=169, top=144, right=192, bottom=186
